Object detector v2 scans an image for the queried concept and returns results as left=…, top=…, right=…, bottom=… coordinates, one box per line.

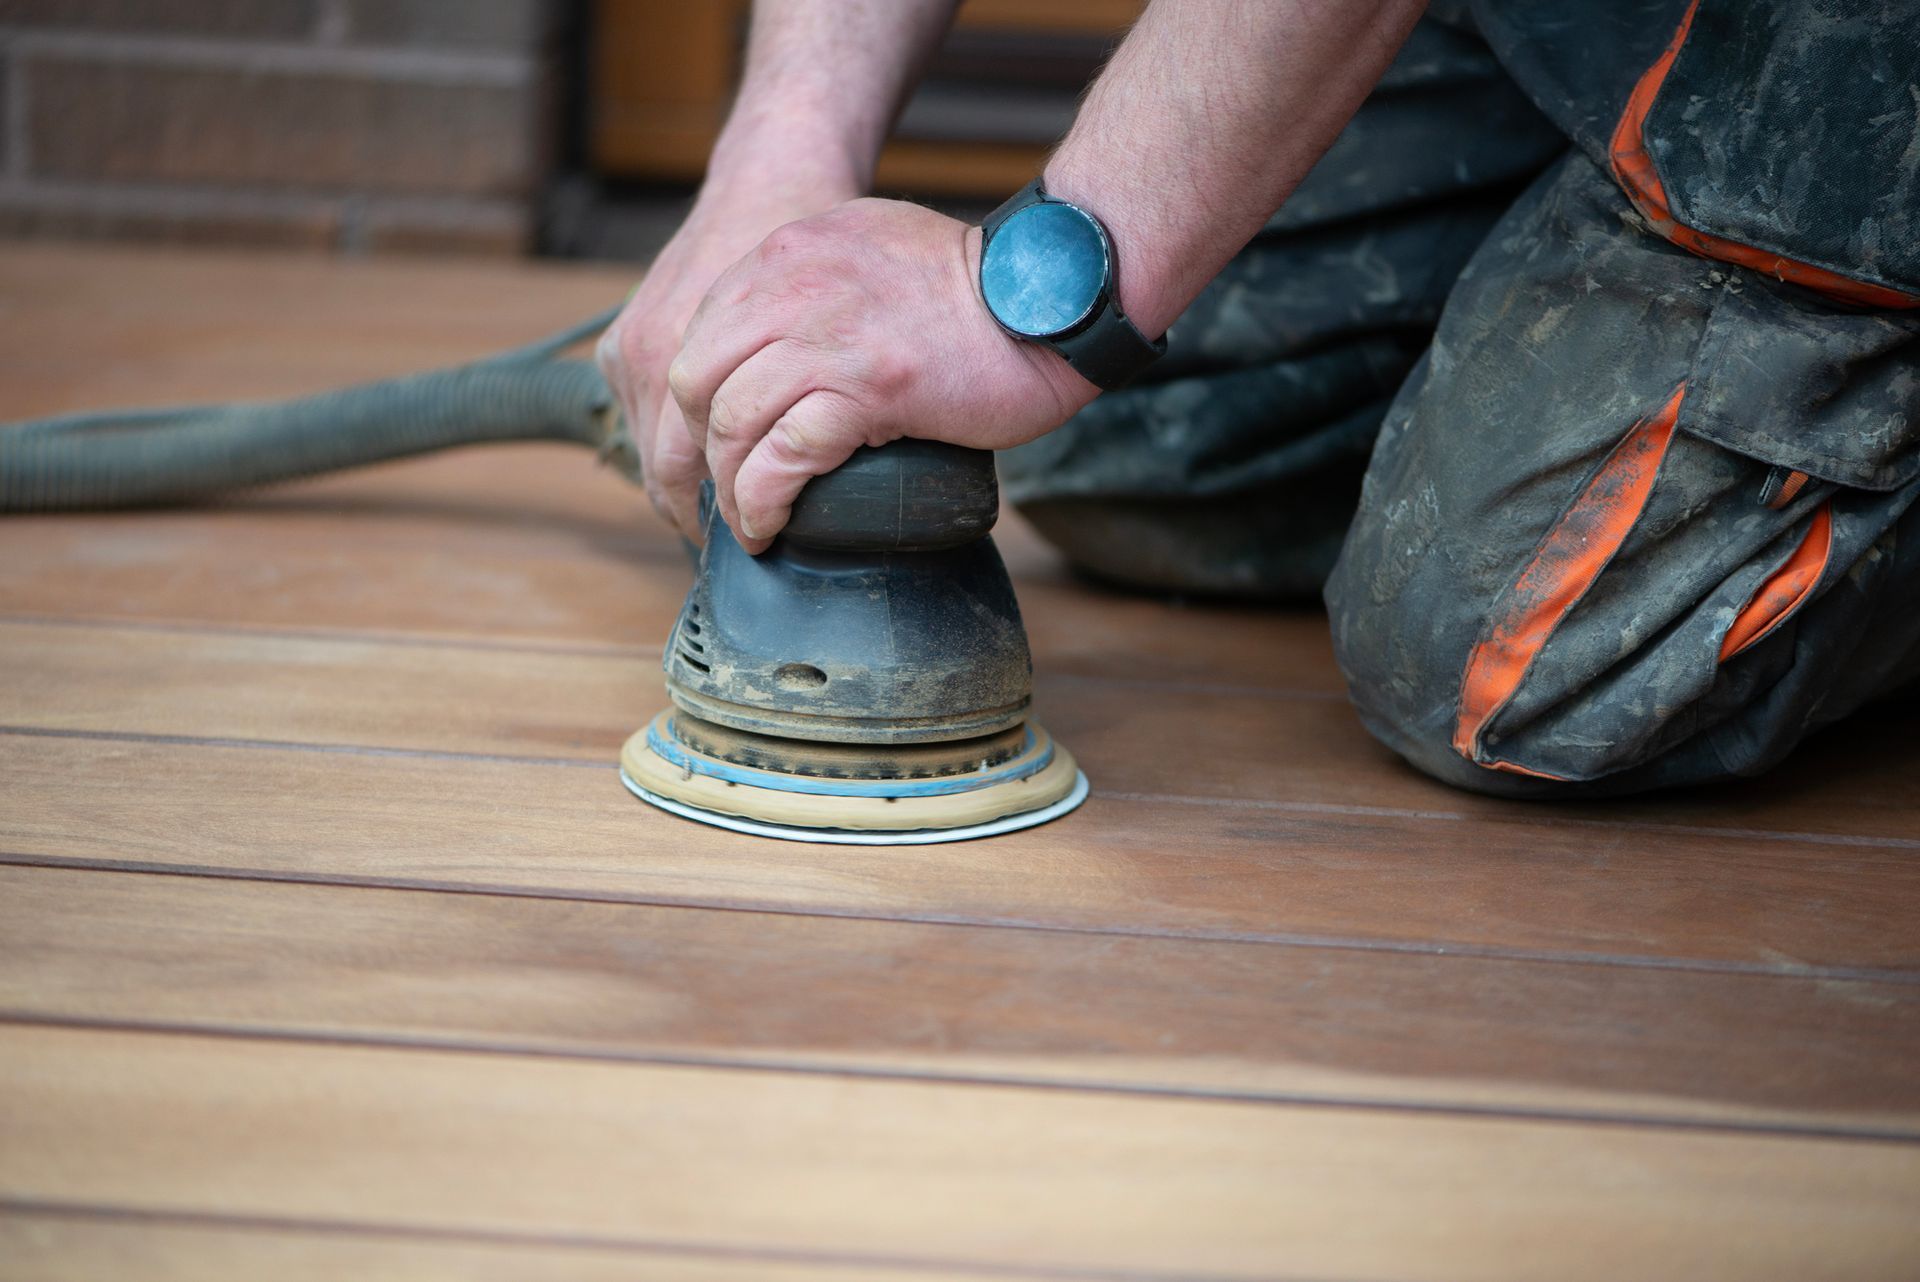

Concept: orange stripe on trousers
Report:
left=1720, top=501, right=1833, bottom=661
left=1452, top=385, right=1686, bottom=779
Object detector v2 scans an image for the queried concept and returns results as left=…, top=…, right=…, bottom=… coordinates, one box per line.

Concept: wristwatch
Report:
left=978, top=178, right=1166, bottom=391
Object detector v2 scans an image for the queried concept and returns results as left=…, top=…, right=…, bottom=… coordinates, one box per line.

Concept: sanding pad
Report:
left=619, top=711, right=1088, bottom=845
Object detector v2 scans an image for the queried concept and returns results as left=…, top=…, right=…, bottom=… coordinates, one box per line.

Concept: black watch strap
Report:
left=982, top=179, right=1166, bottom=392
left=1052, top=297, right=1165, bottom=391
left=981, top=176, right=1046, bottom=239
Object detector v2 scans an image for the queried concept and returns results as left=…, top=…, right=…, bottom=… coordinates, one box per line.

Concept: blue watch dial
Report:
left=980, top=201, right=1109, bottom=338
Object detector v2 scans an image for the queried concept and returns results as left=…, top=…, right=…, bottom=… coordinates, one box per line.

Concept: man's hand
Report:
left=594, top=177, right=852, bottom=542
left=592, top=0, right=963, bottom=543
left=668, top=198, right=1097, bottom=554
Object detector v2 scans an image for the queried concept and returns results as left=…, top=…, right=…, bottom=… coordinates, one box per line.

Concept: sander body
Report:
left=622, top=440, right=1088, bottom=843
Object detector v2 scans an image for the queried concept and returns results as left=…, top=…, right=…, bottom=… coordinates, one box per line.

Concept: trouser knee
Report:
left=1326, top=155, right=1920, bottom=798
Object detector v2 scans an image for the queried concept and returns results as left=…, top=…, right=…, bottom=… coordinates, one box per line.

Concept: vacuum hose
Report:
left=0, top=307, right=634, bottom=512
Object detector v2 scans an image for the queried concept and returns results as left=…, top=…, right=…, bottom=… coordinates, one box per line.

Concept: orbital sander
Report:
left=0, top=310, right=1086, bottom=845
left=622, top=439, right=1087, bottom=844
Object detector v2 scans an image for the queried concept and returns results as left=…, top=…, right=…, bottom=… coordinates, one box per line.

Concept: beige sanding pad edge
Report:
left=620, top=715, right=1082, bottom=833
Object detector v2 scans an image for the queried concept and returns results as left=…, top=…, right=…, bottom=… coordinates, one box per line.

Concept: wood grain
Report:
left=4, top=734, right=1917, bottom=975
left=5, top=1024, right=1917, bottom=1282
left=2, top=865, right=1915, bottom=1135
left=0, top=1206, right=1001, bottom=1282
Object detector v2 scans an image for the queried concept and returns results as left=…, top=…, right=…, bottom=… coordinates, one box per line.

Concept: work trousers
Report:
left=998, top=1, right=1920, bottom=797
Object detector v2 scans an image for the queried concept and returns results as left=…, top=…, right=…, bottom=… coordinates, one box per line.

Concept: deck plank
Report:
left=2, top=865, right=1915, bottom=1135
left=5, top=1024, right=1917, bottom=1282
left=4, top=734, right=1916, bottom=974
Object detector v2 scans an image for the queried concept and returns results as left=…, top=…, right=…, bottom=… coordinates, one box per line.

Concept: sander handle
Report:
left=783, top=440, right=998, bottom=553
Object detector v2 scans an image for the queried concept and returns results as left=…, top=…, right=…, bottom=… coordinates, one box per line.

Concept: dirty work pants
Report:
left=997, top=3, right=1920, bottom=798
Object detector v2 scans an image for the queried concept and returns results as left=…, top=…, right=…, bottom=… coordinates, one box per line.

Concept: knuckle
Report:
left=767, top=414, right=822, bottom=464
left=862, top=348, right=912, bottom=397
left=758, top=222, right=812, bottom=261
left=665, top=355, right=697, bottom=406
left=705, top=395, right=740, bottom=443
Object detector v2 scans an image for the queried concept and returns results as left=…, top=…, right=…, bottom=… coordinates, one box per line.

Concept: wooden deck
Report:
left=1, top=242, right=1916, bottom=1281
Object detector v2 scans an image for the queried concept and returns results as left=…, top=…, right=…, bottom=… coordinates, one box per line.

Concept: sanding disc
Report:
left=619, top=710, right=1088, bottom=845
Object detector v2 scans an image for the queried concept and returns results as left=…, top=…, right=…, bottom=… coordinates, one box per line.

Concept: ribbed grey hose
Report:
left=0, top=306, right=635, bottom=512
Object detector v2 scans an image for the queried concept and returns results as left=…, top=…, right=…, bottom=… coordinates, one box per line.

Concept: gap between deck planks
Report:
left=1, top=863, right=1915, bottom=1138
left=4, top=1023, right=1918, bottom=1282
left=0, top=1206, right=1019, bottom=1282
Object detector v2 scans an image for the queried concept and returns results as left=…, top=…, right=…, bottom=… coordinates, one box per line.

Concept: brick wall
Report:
left=0, top=0, right=559, bottom=253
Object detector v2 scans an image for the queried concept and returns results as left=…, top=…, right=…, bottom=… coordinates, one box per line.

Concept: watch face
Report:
left=980, top=200, right=1110, bottom=339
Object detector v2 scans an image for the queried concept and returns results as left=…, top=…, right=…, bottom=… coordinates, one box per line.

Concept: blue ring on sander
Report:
left=647, top=717, right=1053, bottom=799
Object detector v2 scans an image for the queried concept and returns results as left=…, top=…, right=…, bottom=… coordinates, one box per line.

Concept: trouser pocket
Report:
left=1453, top=279, right=1920, bottom=785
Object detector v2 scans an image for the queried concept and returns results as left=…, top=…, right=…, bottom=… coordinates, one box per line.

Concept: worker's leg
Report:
left=998, top=14, right=1566, bottom=599
left=1324, top=151, right=1920, bottom=797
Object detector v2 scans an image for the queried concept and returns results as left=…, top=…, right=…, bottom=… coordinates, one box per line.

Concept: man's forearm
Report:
left=707, top=0, right=959, bottom=197
left=1045, top=0, right=1426, bottom=337
left=656, top=0, right=1429, bottom=547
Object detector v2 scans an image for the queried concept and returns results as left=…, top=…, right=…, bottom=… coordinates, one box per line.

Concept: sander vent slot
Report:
left=677, top=602, right=709, bottom=669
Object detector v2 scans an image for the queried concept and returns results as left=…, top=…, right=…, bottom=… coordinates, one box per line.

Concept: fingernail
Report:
left=739, top=517, right=759, bottom=541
